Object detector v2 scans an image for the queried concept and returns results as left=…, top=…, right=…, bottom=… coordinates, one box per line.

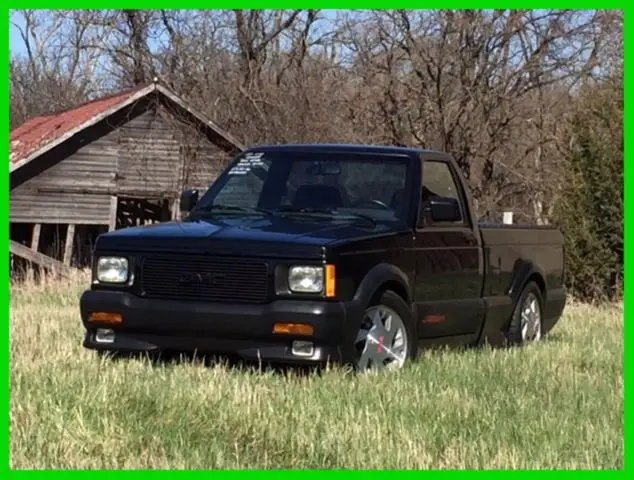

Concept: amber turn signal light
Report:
left=88, top=312, right=123, bottom=324
left=273, top=323, right=314, bottom=336
left=325, top=264, right=336, bottom=298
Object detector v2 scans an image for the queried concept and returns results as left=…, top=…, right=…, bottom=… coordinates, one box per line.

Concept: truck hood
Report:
left=95, top=215, right=395, bottom=259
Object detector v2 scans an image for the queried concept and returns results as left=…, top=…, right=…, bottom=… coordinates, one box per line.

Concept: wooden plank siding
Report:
left=11, top=141, right=119, bottom=191
left=184, top=138, right=233, bottom=192
left=117, top=109, right=230, bottom=197
left=10, top=110, right=120, bottom=224
left=10, top=105, right=233, bottom=225
left=117, top=110, right=182, bottom=196
left=10, top=192, right=112, bottom=224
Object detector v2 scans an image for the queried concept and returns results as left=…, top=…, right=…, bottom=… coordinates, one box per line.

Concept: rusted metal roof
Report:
left=10, top=87, right=143, bottom=166
left=10, top=83, right=245, bottom=176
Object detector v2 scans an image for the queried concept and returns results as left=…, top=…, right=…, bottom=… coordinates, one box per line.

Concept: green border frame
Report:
left=3, top=3, right=627, bottom=474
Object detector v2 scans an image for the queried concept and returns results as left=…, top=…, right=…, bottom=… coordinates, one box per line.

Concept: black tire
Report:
left=506, top=281, right=544, bottom=346
left=352, top=290, right=418, bottom=371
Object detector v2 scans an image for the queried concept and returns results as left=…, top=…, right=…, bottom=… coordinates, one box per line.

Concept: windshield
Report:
left=192, top=150, right=413, bottom=226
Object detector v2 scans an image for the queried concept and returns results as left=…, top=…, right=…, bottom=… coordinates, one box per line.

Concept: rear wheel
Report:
left=506, top=281, right=543, bottom=345
left=353, top=290, right=417, bottom=372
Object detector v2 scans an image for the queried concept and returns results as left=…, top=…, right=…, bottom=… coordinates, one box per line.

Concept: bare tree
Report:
left=9, top=9, right=108, bottom=125
left=338, top=10, right=607, bottom=218
left=10, top=8, right=620, bottom=220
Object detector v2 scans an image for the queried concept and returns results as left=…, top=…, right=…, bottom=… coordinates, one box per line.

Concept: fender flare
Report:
left=506, top=260, right=547, bottom=306
left=352, top=263, right=412, bottom=309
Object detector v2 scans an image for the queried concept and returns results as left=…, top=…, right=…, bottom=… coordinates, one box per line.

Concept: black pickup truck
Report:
left=80, top=144, right=566, bottom=372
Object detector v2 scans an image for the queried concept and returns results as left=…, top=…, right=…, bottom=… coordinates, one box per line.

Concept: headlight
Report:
left=96, top=257, right=129, bottom=284
left=288, top=266, right=324, bottom=293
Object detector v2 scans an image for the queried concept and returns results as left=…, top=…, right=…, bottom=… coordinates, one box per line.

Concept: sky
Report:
left=9, top=14, right=26, bottom=56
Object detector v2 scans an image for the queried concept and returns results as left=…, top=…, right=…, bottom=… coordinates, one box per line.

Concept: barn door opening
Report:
left=116, top=197, right=172, bottom=229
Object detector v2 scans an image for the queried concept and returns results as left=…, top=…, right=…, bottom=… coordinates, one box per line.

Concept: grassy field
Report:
left=10, top=272, right=623, bottom=469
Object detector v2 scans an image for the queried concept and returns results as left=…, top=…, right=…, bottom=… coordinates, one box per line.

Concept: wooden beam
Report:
left=31, top=223, right=41, bottom=251
left=109, top=196, right=118, bottom=231
left=170, top=198, right=180, bottom=221
left=10, top=240, right=72, bottom=277
left=63, top=224, right=76, bottom=266
left=35, top=186, right=179, bottom=198
left=10, top=218, right=109, bottom=226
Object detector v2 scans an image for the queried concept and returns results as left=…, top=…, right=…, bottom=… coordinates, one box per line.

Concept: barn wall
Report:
left=117, top=108, right=231, bottom=196
left=117, top=109, right=181, bottom=195
left=10, top=116, right=120, bottom=223
left=10, top=192, right=111, bottom=224
left=182, top=132, right=234, bottom=192
left=10, top=104, right=234, bottom=224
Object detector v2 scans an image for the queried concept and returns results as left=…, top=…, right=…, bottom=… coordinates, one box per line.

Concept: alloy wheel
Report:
left=354, top=305, right=408, bottom=372
left=520, top=292, right=542, bottom=343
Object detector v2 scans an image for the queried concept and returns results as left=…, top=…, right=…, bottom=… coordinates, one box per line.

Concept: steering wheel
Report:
left=352, top=199, right=392, bottom=210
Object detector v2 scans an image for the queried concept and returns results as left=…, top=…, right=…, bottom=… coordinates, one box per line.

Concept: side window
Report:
left=420, top=161, right=464, bottom=225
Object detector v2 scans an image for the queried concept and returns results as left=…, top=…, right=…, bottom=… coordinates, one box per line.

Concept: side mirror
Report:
left=180, top=189, right=199, bottom=213
left=427, top=196, right=461, bottom=223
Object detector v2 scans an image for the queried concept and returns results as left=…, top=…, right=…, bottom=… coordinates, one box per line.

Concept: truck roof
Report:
left=244, top=143, right=450, bottom=158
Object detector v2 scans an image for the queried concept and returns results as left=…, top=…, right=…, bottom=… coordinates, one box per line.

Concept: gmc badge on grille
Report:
left=178, top=272, right=225, bottom=286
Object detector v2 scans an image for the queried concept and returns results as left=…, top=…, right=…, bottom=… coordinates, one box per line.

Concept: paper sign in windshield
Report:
left=228, top=152, right=265, bottom=175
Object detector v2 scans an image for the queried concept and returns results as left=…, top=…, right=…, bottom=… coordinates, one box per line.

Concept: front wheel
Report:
left=353, top=290, right=417, bottom=372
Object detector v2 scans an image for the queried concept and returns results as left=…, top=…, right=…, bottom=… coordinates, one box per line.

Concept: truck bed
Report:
left=478, top=223, right=565, bottom=339
left=479, top=223, right=564, bottom=288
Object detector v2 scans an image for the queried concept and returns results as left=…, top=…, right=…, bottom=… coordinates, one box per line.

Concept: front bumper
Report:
left=79, top=290, right=357, bottom=365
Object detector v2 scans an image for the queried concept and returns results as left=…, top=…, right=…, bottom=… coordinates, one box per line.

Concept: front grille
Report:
left=140, top=254, right=270, bottom=304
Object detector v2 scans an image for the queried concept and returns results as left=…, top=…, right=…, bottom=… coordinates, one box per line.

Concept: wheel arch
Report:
left=507, top=261, right=547, bottom=307
left=353, top=263, right=412, bottom=309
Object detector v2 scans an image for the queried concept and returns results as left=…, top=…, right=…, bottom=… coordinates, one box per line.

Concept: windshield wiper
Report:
left=193, top=204, right=274, bottom=216
left=275, top=207, right=376, bottom=227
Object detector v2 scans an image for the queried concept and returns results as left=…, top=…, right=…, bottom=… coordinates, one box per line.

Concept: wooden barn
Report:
left=10, top=81, right=245, bottom=274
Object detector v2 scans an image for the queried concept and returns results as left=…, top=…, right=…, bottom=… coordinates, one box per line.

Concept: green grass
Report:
left=10, top=272, right=623, bottom=469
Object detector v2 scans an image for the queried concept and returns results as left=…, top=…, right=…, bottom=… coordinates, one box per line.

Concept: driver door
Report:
left=413, top=158, right=484, bottom=339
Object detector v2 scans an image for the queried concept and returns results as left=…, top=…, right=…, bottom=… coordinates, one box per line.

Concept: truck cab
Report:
left=80, top=144, right=566, bottom=372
